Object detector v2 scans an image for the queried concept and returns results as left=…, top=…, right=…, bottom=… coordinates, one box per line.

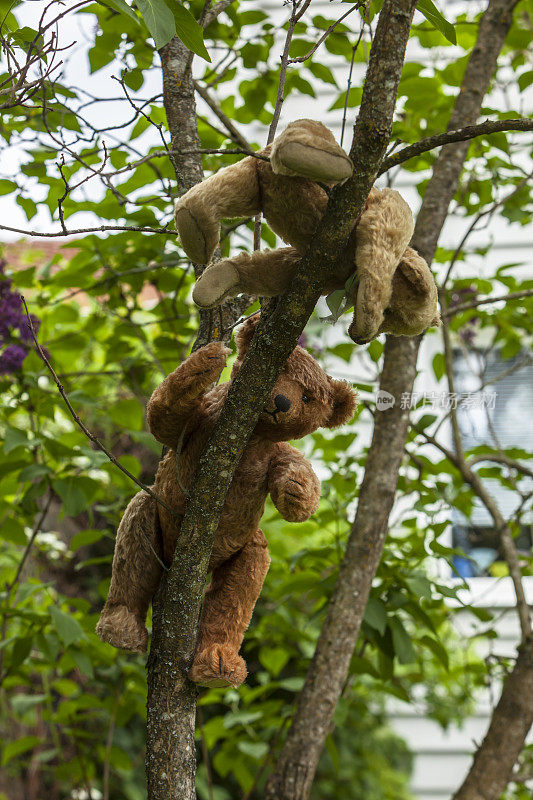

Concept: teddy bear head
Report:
left=231, top=316, right=357, bottom=442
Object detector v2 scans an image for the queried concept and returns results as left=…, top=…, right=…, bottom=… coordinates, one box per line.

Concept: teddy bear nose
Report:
left=274, top=394, right=291, bottom=413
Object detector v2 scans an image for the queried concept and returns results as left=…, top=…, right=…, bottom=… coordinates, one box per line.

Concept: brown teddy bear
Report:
left=175, top=119, right=440, bottom=344
left=96, top=317, right=356, bottom=687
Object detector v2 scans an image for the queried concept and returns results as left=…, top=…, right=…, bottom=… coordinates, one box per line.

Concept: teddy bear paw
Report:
left=189, top=644, right=247, bottom=688
left=96, top=604, right=148, bottom=653
left=175, top=206, right=216, bottom=265
left=193, top=260, right=241, bottom=309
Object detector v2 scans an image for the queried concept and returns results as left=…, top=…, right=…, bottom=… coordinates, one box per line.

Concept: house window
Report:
left=451, top=349, right=533, bottom=578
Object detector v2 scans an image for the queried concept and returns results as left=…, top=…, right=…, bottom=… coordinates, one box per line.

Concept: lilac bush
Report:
left=0, top=259, right=40, bottom=375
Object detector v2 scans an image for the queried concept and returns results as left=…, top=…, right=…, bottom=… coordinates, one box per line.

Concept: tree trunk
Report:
left=453, top=638, right=533, bottom=800
left=146, top=35, right=252, bottom=800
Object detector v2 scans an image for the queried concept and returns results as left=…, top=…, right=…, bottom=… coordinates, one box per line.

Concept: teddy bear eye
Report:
left=302, top=393, right=311, bottom=404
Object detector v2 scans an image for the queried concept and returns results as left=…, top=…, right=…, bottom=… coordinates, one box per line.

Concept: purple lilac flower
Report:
left=0, top=344, right=26, bottom=374
left=0, top=259, right=41, bottom=374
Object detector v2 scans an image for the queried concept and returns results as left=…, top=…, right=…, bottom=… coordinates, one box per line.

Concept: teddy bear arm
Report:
left=192, top=247, right=301, bottom=309
left=268, top=443, right=321, bottom=523
left=147, top=341, right=229, bottom=447
left=349, top=188, right=416, bottom=344
left=175, top=157, right=261, bottom=265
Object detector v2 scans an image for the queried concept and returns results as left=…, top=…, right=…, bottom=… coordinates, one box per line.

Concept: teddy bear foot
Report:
left=276, top=141, right=352, bottom=183
left=189, top=644, right=248, bottom=688
left=96, top=604, right=148, bottom=653
left=175, top=206, right=213, bottom=265
left=192, top=260, right=240, bottom=308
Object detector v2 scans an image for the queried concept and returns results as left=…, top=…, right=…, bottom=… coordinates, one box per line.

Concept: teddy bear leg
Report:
left=96, top=491, right=164, bottom=653
left=349, top=188, right=415, bottom=344
left=270, top=119, right=353, bottom=182
left=189, top=530, right=270, bottom=688
left=378, top=246, right=441, bottom=337
left=175, top=157, right=262, bottom=265
left=192, top=247, right=302, bottom=308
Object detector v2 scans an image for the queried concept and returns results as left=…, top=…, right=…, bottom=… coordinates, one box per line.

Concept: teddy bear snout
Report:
left=274, top=394, right=291, bottom=413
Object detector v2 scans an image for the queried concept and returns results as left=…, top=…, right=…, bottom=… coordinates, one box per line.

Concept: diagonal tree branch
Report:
left=146, top=29, right=254, bottom=800
left=378, top=117, right=533, bottom=174
left=452, top=637, right=533, bottom=800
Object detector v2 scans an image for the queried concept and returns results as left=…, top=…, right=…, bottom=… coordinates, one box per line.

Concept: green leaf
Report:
left=237, top=741, right=269, bottom=760
left=70, top=529, right=107, bottom=552
left=97, top=0, right=139, bottom=23
left=9, top=636, right=33, bottom=671
left=49, top=606, right=84, bottom=647
left=432, top=352, right=445, bottom=381
left=325, top=289, right=347, bottom=322
left=363, top=597, right=387, bottom=635
left=108, top=397, right=144, bottom=431
left=71, top=648, right=95, bottom=678
left=259, top=646, right=289, bottom=677
left=4, top=427, right=29, bottom=454
left=420, top=635, right=449, bottom=670
left=0, top=179, right=17, bottom=194
left=171, top=2, right=211, bottom=62
left=136, top=0, right=176, bottom=49
left=417, top=0, right=456, bottom=45
left=2, top=736, right=42, bottom=766
left=389, top=617, right=417, bottom=664
left=3, top=517, right=27, bottom=545
left=52, top=477, right=87, bottom=517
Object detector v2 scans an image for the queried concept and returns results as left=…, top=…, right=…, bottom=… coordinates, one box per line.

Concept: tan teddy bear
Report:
left=96, top=316, right=356, bottom=687
left=175, top=119, right=440, bottom=344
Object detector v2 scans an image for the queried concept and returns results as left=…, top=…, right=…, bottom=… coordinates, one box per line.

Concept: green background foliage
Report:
left=0, top=1, right=532, bottom=798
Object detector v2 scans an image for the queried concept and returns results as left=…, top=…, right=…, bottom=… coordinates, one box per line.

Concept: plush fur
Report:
left=96, top=317, right=357, bottom=687
left=175, top=119, right=440, bottom=344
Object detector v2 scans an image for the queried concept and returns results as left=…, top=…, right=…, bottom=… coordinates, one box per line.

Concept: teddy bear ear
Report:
left=235, top=313, right=261, bottom=356
left=326, top=379, right=357, bottom=428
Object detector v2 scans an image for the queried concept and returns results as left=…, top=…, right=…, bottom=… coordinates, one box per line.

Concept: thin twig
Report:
left=441, top=171, right=533, bottom=289
left=20, top=296, right=178, bottom=565
left=444, top=288, right=533, bottom=316
left=289, top=2, right=363, bottom=63
left=254, top=0, right=308, bottom=250
left=0, top=223, right=175, bottom=238
left=202, top=0, right=236, bottom=28
left=467, top=453, right=533, bottom=478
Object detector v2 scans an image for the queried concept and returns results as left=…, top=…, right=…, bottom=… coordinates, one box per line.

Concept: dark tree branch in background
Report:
left=443, top=288, right=533, bottom=316
left=201, top=0, right=236, bottom=29
left=193, top=79, right=253, bottom=150
left=378, top=117, right=533, bottom=174
left=467, top=452, right=533, bottom=478
left=319, top=3, right=530, bottom=800
left=262, top=1, right=420, bottom=796
left=453, top=638, right=533, bottom=800
left=442, top=294, right=531, bottom=639
left=265, top=2, right=531, bottom=800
